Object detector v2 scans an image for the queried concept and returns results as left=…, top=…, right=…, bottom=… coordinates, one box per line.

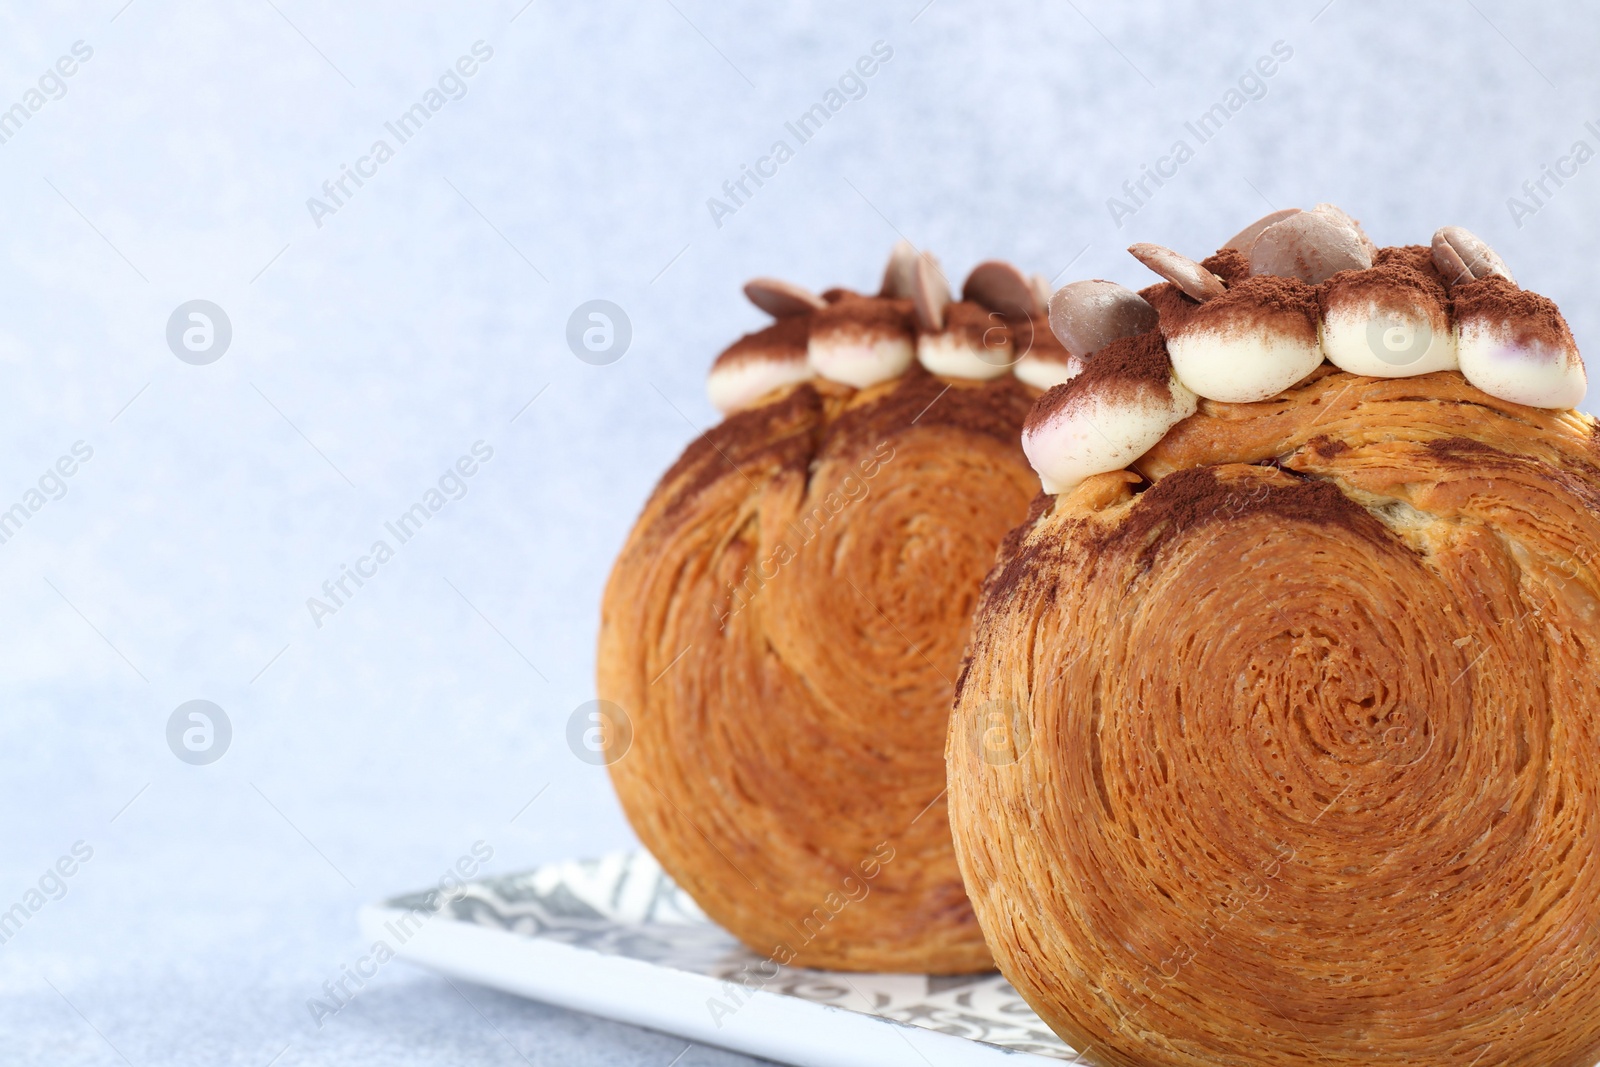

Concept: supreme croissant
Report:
left=599, top=244, right=1063, bottom=972
left=948, top=206, right=1600, bottom=1065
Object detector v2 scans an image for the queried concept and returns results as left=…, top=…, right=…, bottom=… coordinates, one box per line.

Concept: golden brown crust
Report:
left=601, top=368, right=1038, bottom=972
left=948, top=369, right=1600, bottom=1064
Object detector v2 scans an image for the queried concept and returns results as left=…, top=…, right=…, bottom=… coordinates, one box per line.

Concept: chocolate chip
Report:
left=963, top=260, right=1041, bottom=317
left=1221, top=208, right=1301, bottom=253
left=1431, top=226, right=1515, bottom=287
left=1247, top=211, right=1372, bottom=283
left=1030, top=273, right=1053, bottom=314
left=1128, top=243, right=1228, bottom=302
left=912, top=251, right=951, bottom=332
left=879, top=239, right=918, bottom=299
left=1312, top=203, right=1378, bottom=257
left=743, top=278, right=827, bottom=319
left=1048, top=280, right=1159, bottom=360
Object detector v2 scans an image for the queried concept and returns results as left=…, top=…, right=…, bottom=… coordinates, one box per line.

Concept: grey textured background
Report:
left=1, top=1, right=1596, bottom=1064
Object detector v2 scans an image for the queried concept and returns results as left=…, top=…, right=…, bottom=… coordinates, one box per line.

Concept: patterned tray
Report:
left=358, top=850, right=1078, bottom=1066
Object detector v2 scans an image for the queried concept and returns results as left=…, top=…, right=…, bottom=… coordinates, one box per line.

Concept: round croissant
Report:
left=601, top=367, right=1037, bottom=972
left=948, top=368, right=1600, bottom=1064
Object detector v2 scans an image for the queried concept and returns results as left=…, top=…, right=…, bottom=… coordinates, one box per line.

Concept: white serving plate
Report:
left=359, top=850, right=1079, bottom=1066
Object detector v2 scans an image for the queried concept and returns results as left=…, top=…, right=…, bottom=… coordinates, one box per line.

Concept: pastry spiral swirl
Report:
left=948, top=369, right=1600, bottom=1064
left=601, top=368, right=1037, bottom=972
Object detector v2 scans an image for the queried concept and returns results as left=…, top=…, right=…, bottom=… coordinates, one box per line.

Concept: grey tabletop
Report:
left=2, top=0, right=1595, bottom=1063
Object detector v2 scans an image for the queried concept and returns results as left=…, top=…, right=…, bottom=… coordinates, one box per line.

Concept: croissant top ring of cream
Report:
left=707, top=242, right=1066, bottom=414
left=1020, top=205, right=1587, bottom=494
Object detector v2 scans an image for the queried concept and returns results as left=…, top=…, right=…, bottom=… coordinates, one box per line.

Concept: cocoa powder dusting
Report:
left=656, top=384, right=824, bottom=525
left=1307, top=435, right=1351, bottom=460
left=1084, top=329, right=1173, bottom=393
left=668, top=363, right=1030, bottom=517
left=1423, top=436, right=1509, bottom=464
left=712, top=314, right=810, bottom=369
left=811, top=292, right=915, bottom=341
left=1014, top=315, right=1067, bottom=363
left=1140, top=281, right=1200, bottom=335
left=979, top=489, right=1056, bottom=604
left=1426, top=436, right=1600, bottom=513
left=932, top=300, right=1005, bottom=345
left=1320, top=255, right=1447, bottom=318
left=829, top=364, right=1032, bottom=458
left=1375, top=244, right=1448, bottom=286
left=1096, top=466, right=1392, bottom=569
left=987, top=491, right=1056, bottom=593
left=1027, top=329, right=1174, bottom=429
left=1202, top=247, right=1250, bottom=286
left=979, top=496, right=1073, bottom=613
left=1179, top=274, right=1320, bottom=339
left=672, top=304, right=1029, bottom=528
left=1451, top=276, right=1576, bottom=353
